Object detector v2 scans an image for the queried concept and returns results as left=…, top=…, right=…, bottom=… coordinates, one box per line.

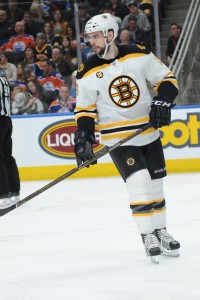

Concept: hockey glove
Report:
left=74, top=130, right=97, bottom=167
left=149, top=95, right=175, bottom=129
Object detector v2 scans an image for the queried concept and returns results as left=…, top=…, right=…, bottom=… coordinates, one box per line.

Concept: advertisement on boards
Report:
left=12, top=106, right=200, bottom=179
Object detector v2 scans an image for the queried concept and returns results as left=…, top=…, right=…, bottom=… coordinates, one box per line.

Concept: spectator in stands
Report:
left=25, top=78, right=44, bottom=97
left=23, top=11, right=42, bottom=39
left=101, top=3, right=122, bottom=29
left=121, top=1, right=151, bottom=32
left=125, top=15, right=151, bottom=49
left=51, top=46, right=74, bottom=82
left=48, top=84, right=76, bottom=113
left=9, top=61, right=27, bottom=90
left=23, top=93, right=44, bottom=114
left=10, top=84, right=21, bottom=103
left=81, top=44, right=95, bottom=62
left=166, top=23, right=182, bottom=66
left=0, top=9, right=14, bottom=46
left=6, top=0, right=24, bottom=28
left=77, top=3, right=91, bottom=35
left=24, top=45, right=43, bottom=77
left=67, top=26, right=78, bottom=59
left=52, top=9, right=68, bottom=37
left=51, top=33, right=63, bottom=48
left=118, top=29, right=135, bottom=46
left=25, top=79, right=48, bottom=112
left=42, top=21, right=55, bottom=46
left=109, top=0, right=129, bottom=20
left=0, top=51, right=17, bottom=81
left=23, top=65, right=35, bottom=81
left=139, top=0, right=154, bottom=29
left=11, top=92, right=27, bottom=115
left=30, top=0, right=49, bottom=23
left=35, top=32, right=52, bottom=61
left=60, top=35, right=72, bottom=62
left=38, top=59, right=64, bottom=103
left=67, top=25, right=85, bottom=65
left=0, top=21, right=35, bottom=52
left=69, top=70, right=77, bottom=99
left=11, top=90, right=44, bottom=114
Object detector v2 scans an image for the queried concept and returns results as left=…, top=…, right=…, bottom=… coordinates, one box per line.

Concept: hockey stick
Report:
left=0, top=123, right=152, bottom=217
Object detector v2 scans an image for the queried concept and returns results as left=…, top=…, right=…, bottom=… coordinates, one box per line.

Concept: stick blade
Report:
left=0, top=204, right=16, bottom=216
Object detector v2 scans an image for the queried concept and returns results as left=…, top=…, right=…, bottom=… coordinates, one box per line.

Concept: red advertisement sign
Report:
left=39, top=119, right=105, bottom=159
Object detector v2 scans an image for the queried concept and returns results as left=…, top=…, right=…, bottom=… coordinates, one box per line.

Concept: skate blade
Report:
left=161, top=248, right=180, bottom=257
left=147, top=255, right=160, bottom=264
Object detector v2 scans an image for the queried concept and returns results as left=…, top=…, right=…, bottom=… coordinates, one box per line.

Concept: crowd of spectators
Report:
left=0, top=0, right=168, bottom=116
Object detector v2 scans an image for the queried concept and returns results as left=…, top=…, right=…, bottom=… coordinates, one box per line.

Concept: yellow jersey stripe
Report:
left=74, top=104, right=97, bottom=111
left=99, top=117, right=149, bottom=129
left=132, top=211, right=155, bottom=217
left=154, top=207, right=166, bottom=214
left=101, top=128, right=155, bottom=140
left=119, top=53, right=146, bottom=62
left=80, top=54, right=147, bottom=78
left=74, top=112, right=97, bottom=120
left=130, top=201, right=153, bottom=205
left=152, top=198, right=165, bottom=203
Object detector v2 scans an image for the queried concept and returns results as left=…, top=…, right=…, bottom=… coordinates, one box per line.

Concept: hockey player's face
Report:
left=87, top=31, right=106, bottom=55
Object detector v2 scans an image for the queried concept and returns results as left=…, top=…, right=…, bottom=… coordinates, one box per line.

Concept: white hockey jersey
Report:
left=74, top=45, right=178, bottom=146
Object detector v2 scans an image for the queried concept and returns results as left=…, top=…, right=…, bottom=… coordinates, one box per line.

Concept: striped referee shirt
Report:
left=0, top=76, right=10, bottom=116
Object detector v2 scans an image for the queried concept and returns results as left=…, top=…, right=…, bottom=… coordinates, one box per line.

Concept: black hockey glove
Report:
left=149, top=96, right=175, bottom=129
left=74, top=130, right=97, bottom=167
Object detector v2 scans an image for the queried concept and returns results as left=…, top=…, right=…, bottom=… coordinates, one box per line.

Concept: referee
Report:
left=0, top=68, right=20, bottom=208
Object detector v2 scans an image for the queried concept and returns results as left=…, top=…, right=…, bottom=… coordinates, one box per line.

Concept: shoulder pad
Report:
left=77, top=55, right=103, bottom=79
left=119, top=44, right=150, bottom=56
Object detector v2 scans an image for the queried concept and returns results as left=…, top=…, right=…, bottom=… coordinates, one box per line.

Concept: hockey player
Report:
left=74, top=13, right=180, bottom=263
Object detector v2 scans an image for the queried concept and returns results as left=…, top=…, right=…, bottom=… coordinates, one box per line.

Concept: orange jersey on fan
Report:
left=0, top=34, right=35, bottom=52
left=38, top=74, right=64, bottom=92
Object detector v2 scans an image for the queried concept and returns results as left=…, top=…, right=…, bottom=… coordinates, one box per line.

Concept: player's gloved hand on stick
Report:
left=149, top=95, right=175, bottom=129
left=74, top=130, right=97, bottom=167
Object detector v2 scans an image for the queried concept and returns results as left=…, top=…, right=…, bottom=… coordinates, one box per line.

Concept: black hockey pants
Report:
left=0, top=116, right=20, bottom=196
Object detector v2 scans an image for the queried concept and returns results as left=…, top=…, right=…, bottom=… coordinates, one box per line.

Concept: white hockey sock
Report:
left=151, top=178, right=166, bottom=229
left=126, top=169, right=155, bottom=234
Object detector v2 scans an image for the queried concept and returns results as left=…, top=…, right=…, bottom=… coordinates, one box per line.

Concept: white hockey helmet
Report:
left=85, top=13, right=119, bottom=40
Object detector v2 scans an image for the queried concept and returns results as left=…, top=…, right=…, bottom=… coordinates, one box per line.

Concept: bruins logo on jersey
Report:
left=109, top=75, right=140, bottom=108
left=96, top=71, right=103, bottom=78
left=126, top=157, right=135, bottom=166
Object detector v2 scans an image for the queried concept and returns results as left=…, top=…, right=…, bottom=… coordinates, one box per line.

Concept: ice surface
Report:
left=0, top=173, right=200, bottom=300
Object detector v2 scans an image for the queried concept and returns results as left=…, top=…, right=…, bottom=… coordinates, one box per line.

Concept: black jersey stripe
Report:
left=101, top=124, right=146, bottom=135
left=74, top=109, right=98, bottom=115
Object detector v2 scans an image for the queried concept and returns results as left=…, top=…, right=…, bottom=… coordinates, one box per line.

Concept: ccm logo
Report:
left=39, top=119, right=104, bottom=159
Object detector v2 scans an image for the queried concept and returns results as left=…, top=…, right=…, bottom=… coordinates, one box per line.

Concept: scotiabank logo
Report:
left=160, top=113, right=200, bottom=148
left=39, top=119, right=105, bottom=159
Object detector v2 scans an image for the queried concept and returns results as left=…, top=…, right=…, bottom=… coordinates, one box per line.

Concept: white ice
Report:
left=0, top=173, right=200, bottom=300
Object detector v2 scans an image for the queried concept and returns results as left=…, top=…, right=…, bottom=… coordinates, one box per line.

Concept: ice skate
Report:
left=0, top=194, right=11, bottom=209
left=9, top=192, right=20, bottom=205
left=155, top=228, right=180, bottom=257
left=142, top=233, right=161, bottom=264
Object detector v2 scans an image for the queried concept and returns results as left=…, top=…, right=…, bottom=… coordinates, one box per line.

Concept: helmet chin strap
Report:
left=97, top=36, right=114, bottom=59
